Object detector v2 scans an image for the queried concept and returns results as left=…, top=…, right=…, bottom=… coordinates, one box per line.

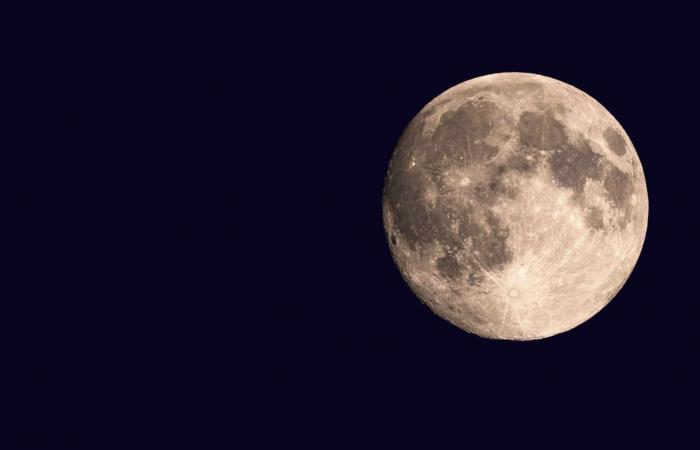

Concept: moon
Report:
left=383, top=73, right=648, bottom=340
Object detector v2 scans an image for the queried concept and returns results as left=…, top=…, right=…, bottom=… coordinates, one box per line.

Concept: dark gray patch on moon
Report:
left=585, top=206, right=606, bottom=231
left=431, top=205, right=513, bottom=282
left=471, top=165, right=519, bottom=204
left=384, top=100, right=515, bottom=285
left=427, top=101, right=501, bottom=170
left=506, top=155, right=535, bottom=173
left=514, top=109, right=634, bottom=228
left=604, top=165, right=633, bottom=208
left=384, top=115, right=433, bottom=249
left=514, top=110, right=637, bottom=214
left=466, top=267, right=484, bottom=286
left=518, top=111, right=567, bottom=151
left=470, top=211, right=512, bottom=269
left=604, top=127, right=627, bottom=156
left=436, top=253, right=462, bottom=280
left=603, top=164, right=634, bottom=226
left=549, top=140, right=602, bottom=195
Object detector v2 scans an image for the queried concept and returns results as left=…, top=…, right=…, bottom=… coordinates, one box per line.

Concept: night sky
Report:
left=2, top=8, right=697, bottom=448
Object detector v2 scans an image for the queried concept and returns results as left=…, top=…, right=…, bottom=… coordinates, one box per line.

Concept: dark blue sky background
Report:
left=1, top=8, right=697, bottom=448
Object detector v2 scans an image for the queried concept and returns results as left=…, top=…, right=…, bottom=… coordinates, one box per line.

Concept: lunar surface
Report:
left=383, top=73, right=648, bottom=340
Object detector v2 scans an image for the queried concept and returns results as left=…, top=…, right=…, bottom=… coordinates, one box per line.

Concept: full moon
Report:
left=383, top=73, right=648, bottom=340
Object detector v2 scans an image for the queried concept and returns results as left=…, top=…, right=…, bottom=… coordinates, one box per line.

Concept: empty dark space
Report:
left=1, top=8, right=697, bottom=448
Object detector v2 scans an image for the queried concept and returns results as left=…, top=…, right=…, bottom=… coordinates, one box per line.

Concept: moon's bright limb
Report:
left=383, top=73, right=648, bottom=340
